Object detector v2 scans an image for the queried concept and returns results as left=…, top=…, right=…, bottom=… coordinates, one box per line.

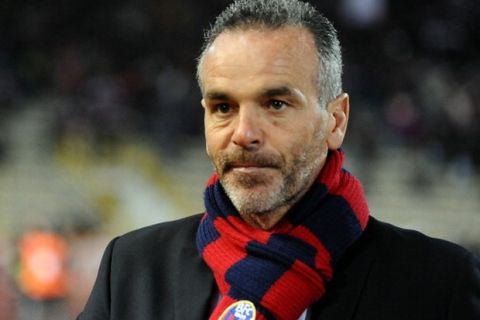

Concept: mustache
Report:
left=218, top=151, right=283, bottom=172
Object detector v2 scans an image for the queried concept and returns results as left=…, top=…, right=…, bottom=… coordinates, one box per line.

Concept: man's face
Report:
left=200, top=26, right=334, bottom=215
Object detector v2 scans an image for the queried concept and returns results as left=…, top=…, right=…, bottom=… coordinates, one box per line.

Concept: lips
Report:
left=226, top=161, right=278, bottom=172
left=230, top=165, right=276, bottom=174
left=218, top=151, right=282, bottom=174
left=229, top=162, right=272, bottom=169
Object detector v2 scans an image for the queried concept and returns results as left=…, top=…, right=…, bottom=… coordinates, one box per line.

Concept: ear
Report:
left=326, top=93, right=349, bottom=150
left=202, top=98, right=212, bottom=158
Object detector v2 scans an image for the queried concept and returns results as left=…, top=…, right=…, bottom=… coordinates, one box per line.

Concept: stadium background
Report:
left=0, top=0, right=479, bottom=319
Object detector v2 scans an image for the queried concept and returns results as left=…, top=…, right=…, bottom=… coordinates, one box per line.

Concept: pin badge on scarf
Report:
left=218, top=300, right=256, bottom=320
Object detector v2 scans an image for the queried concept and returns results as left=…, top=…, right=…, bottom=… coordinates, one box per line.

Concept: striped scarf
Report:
left=196, top=150, right=369, bottom=320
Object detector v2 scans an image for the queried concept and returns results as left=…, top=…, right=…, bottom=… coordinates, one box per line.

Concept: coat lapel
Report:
left=174, top=242, right=215, bottom=319
left=170, top=217, right=378, bottom=320
left=310, top=219, right=378, bottom=320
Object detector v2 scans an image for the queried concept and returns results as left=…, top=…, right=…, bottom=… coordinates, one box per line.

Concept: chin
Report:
left=223, top=182, right=285, bottom=214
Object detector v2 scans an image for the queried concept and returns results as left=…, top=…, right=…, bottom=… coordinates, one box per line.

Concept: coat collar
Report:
left=310, top=217, right=378, bottom=319
left=174, top=237, right=215, bottom=319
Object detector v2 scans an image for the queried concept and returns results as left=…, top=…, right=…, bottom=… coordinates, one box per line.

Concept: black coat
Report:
left=78, top=215, right=480, bottom=319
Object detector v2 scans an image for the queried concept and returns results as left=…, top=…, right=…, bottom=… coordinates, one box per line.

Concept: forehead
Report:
left=211, top=24, right=316, bottom=51
left=200, top=26, right=319, bottom=94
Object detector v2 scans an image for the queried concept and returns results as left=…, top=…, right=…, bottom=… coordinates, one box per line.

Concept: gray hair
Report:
left=196, top=0, right=343, bottom=108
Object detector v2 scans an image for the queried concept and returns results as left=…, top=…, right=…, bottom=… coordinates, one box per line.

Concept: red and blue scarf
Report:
left=196, top=149, right=369, bottom=320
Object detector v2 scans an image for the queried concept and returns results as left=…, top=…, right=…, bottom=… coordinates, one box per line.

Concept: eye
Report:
left=214, top=103, right=231, bottom=113
left=269, top=100, right=287, bottom=110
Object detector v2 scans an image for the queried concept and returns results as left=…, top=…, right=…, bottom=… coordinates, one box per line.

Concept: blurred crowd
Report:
left=0, top=0, right=479, bottom=318
left=0, top=0, right=477, bottom=162
left=0, top=224, right=110, bottom=320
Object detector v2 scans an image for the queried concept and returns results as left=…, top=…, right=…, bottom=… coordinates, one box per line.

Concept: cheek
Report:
left=285, top=124, right=327, bottom=160
left=205, top=136, right=216, bottom=160
left=204, top=126, right=215, bottom=159
left=205, top=128, right=225, bottom=161
left=271, top=132, right=307, bottom=166
left=205, top=140, right=212, bottom=159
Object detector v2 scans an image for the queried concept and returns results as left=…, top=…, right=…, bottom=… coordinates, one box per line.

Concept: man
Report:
left=78, top=0, right=480, bottom=319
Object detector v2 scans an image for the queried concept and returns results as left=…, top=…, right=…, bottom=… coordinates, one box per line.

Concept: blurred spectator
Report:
left=339, top=0, right=387, bottom=28
left=16, top=229, right=68, bottom=320
left=384, top=92, right=424, bottom=146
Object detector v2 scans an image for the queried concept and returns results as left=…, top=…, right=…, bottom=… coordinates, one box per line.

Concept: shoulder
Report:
left=346, top=217, right=480, bottom=318
left=109, top=214, right=204, bottom=261
left=367, top=217, right=473, bottom=263
left=79, top=214, right=211, bottom=319
left=117, top=214, right=203, bottom=244
left=361, top=217, right=479, bottom=293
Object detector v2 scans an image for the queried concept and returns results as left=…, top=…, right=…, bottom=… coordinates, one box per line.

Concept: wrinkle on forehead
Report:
left=201, top=26, right=319, bottom=96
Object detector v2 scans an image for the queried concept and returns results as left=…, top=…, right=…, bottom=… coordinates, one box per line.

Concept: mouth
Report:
left=225, top=162, right=278, bottom=174
left=219, top=151, right=282, bottom=175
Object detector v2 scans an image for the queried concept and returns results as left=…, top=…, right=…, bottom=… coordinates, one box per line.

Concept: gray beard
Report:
left=220, top=151, right=322, bottom=216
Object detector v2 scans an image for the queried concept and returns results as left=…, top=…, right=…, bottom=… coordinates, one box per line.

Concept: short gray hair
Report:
left=196, top=0, right=343, bottom=108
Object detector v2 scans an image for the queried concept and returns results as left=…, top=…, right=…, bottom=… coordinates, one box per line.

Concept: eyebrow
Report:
left=205, top=91, right=230, bottom=100
left=204, top=86, right=300, bottom=101
left=261, top=86, right=295, bottom=98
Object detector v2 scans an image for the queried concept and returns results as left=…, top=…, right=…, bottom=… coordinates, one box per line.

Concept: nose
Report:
left=231, top=107, right=262, bottom=149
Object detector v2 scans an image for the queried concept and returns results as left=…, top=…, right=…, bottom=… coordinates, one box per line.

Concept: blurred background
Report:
left=0, top=0, right=479, bottom=319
